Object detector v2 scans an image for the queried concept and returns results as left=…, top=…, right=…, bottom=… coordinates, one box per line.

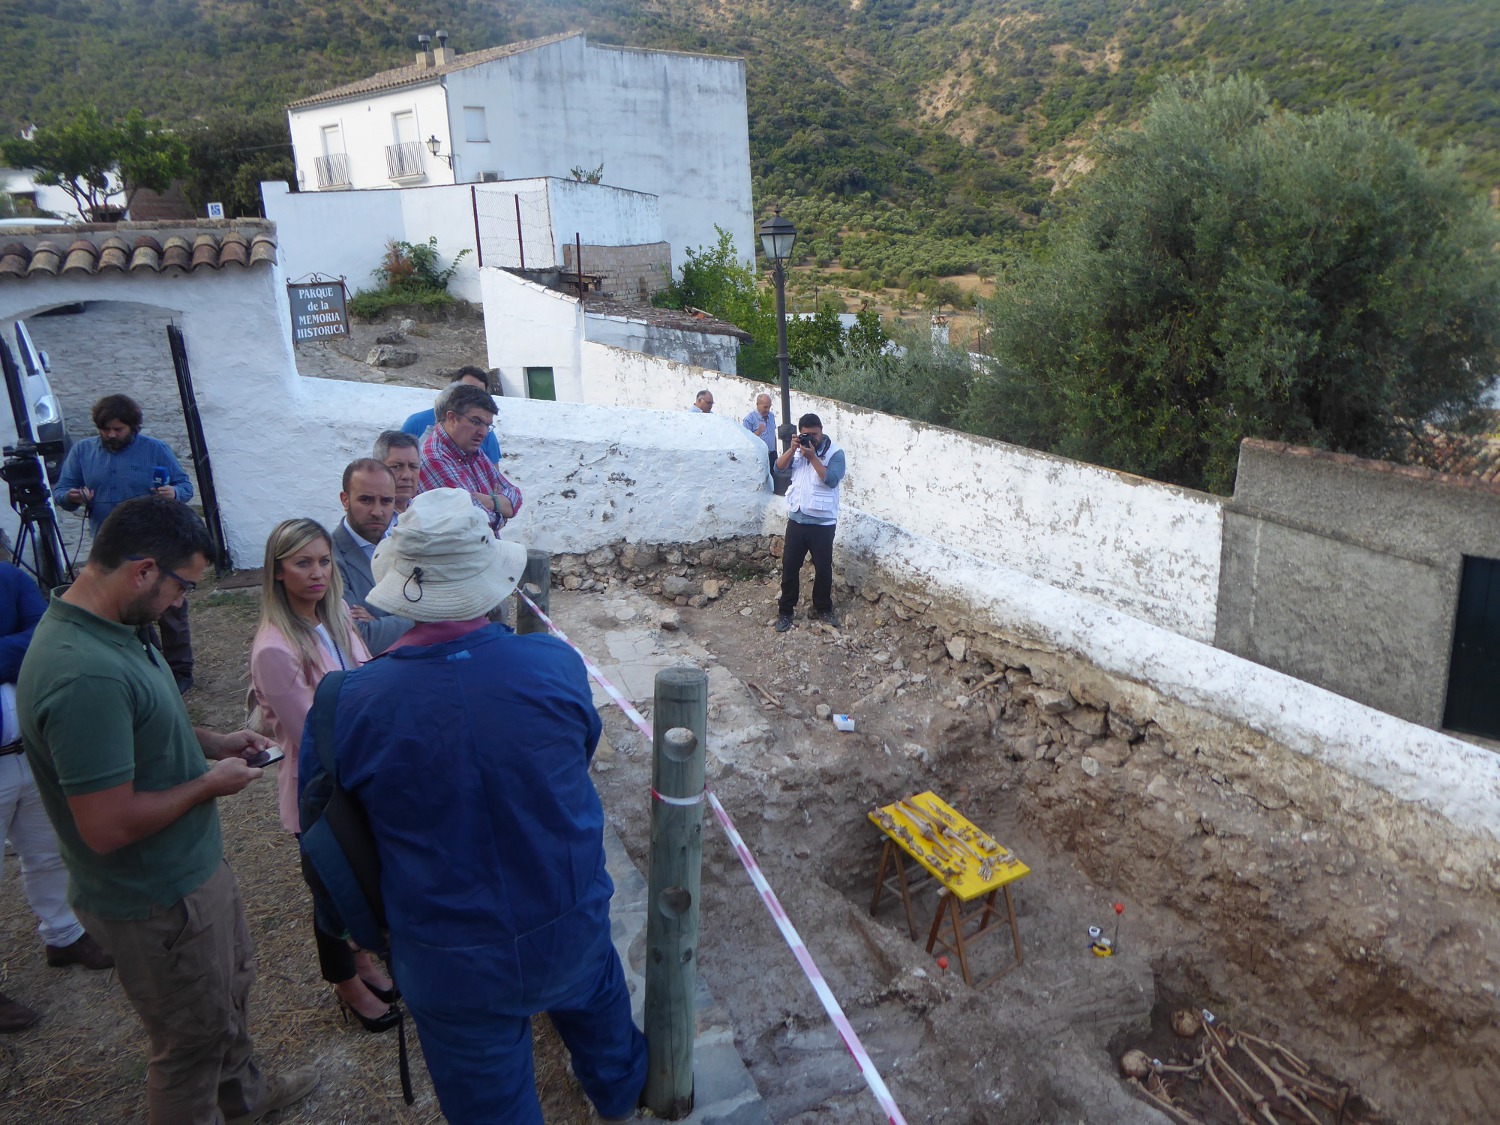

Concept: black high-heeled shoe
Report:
left=337, top=995, right=401, bottom=1034
left=359, top=977, right=399, bottom=1004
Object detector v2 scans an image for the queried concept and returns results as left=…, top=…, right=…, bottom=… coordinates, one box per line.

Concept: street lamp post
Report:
left=757, top=206, right=797, bottom=481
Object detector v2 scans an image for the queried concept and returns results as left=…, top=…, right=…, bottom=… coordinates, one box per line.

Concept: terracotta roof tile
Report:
left=287, top=32, right=580, bottom=109
left=0, top=220, right=278, bottom=281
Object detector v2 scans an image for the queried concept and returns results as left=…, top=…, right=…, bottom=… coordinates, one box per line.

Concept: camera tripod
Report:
left=8, top=497, right=72, bottom=590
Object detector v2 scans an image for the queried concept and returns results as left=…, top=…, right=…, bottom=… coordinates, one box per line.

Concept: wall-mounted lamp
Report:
left=426, top=135, right=454, bottom=168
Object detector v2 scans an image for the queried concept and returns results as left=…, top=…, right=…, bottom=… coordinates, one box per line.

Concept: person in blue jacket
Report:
left=311, top=488, right=645, bottom=1123
left=0, top=562, right=114, bottom=1032
left=400, top=367, right=502, bottom=465
left=52, top=394, right=197, bottom=691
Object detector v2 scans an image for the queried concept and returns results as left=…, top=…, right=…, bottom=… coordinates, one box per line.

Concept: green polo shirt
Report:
left=16, top=594, right=222, bottom=920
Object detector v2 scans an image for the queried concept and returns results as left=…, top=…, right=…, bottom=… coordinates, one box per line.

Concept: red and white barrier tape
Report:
left=516, top=590, right=908, bottom=1125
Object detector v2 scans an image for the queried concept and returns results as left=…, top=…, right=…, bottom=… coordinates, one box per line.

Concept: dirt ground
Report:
left=1, top=310, right=1405, bottom=1124
left=0, top=578, right=596, bottom=1125
left=288, top=303, right=490, bottom=392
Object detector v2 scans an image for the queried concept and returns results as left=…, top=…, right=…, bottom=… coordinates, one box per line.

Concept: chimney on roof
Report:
left=416, top=33, right=433, bottom=69
left=433, top=29, right=453, bottom=66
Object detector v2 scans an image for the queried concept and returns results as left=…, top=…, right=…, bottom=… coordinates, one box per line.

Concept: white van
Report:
left=10, top=319, right=72, bottom=482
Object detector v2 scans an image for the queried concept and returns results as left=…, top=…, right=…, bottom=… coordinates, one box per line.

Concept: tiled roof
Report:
left=287, top=32, right=580, bottom=109
left=1246, top=436, right=1500, bottom=494
left=0, top=220, right=277, bottom=280
left=581, top=293, right=752, bottom=341
left=1409, top=425, right=1500, bottom=485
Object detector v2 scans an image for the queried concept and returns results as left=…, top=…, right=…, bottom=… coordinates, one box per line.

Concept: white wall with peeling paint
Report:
left=0, top=263, right=768, bottom=569
left=577, top=342, right=1226, bottom=641
left=832, top=506, right=1500, bottom=844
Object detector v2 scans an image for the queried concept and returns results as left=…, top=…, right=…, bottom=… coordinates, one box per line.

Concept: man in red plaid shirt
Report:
left=417, top=383, right=523, bottom=535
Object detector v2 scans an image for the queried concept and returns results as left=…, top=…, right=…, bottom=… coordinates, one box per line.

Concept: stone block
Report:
left=620, top=543, right=659, bottom=570
left=1063, top=705, right=1108, bottom=736
left=1034, top=688, right=1076, bottom=714
left=661, top=575, right=695, bottom=598
left=366, top=344, right=418, bottom=367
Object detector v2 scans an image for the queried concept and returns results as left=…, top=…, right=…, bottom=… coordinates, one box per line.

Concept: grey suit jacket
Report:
left=332, top=522, right=413, bottom=654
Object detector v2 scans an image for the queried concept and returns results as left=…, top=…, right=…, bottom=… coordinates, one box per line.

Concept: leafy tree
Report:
left=966, top=73, right=1500, bottom=493
left=656, top=228, right=778, bottom=379
left=180, top=115, right=293, bottom=218
left=787, top=302, right=846, bottom=371
left=846, top=306, right=890, bottom=355
left=797, top=322, right=974, bottom=430
left=1, top=107, right=189, bottom=219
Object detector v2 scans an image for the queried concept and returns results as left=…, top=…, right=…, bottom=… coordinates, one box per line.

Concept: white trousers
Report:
left=1, top=752, right=83, bottom=948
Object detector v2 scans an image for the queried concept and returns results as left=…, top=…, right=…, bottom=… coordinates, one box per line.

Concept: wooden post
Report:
left=514, top=549, right=550, bottom=634
left=644, top=667, right=707, bottom=1119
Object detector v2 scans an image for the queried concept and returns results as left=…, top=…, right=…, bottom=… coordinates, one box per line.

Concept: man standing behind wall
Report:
left=402, top=367, right=503, bottom=465
left=774, top=413, right=846, bottom=631
left=418, top=383, right=522, bottom=536
left=743, top=393, right=777, bottom=476
left=17, top=496, right=317, bottom=1125
left=52, top=395, right=197, bottom=692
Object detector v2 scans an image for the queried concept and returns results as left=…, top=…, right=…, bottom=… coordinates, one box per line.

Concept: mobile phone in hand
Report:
left=245, top=747, right=286, bottom=768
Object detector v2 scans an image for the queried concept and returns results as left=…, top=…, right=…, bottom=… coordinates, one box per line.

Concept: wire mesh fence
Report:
left=474, top=185, right=555, bottom=269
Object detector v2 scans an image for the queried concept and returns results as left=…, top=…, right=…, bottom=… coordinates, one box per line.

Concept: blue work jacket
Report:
left=319, top=624, right=611, bottom=1000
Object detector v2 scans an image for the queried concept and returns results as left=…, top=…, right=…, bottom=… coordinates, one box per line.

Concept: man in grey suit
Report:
left=332, top=459, right=413, bottom=654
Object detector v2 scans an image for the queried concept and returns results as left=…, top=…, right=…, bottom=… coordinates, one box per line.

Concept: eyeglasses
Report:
left=459, top=414, right=494, bottom=431
left=127, top=555, right=198, bottom=594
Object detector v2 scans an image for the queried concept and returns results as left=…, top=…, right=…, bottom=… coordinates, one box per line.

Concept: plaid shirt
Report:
left=418, top=425, right=523, bottom=534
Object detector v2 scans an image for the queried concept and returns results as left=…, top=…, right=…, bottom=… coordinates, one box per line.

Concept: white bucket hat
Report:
left=366, top=488, right=527, bottom=623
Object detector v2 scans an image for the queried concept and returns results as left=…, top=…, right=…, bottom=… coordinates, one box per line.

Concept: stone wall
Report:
left=562, top=241, right=671, bottom=301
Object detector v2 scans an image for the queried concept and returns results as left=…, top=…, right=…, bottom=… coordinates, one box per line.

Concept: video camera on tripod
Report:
left=0, top=335, right=71, bottom=589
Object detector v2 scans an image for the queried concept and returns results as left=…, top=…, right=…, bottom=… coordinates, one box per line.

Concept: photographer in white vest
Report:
left=773, top=413, right=846, bottom=632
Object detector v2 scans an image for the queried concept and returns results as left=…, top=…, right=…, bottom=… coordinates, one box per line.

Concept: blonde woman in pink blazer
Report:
left=250, top=518, right=398, bottom=1033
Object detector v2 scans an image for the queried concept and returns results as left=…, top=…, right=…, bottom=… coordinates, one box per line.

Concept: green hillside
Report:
left=2, top=0, right=1494, bottom=286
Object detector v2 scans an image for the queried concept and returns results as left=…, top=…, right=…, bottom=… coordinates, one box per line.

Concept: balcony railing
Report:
left=385, top=141, right=426, bottom=181
left=313, top=152, right=350, bottom=189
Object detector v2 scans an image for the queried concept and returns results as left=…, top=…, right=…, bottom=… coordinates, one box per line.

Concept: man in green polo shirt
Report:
left=17, top=496, right=318, bottom=1125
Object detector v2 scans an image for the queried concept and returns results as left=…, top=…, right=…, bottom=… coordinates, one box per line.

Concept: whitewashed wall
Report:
left=480, top=268, right=583, bottom=399
left=0, top=260, right=768, bottom=567
left=441, top=35, right=753, bottom=273
left=833, top=506, right=1500, bottom=843
left=585, top=314, right=739, bottom=376
left=263, top=177, right=662, bottom=303
left=546, top=181, right=662, bottom=263
left=578, top=343, right=1226, bottom=641
left=288, top=82, right=452, bottom=192
left=263, top=180, right=492, bottom=301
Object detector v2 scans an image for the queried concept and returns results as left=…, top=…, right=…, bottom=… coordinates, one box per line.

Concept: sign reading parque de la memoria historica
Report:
left=287, top=281, right=349, bottom=344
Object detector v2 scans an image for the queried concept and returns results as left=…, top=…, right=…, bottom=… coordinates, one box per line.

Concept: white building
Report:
left=480, top=267, right=748, bottom=401
left=285, top=30, right=754, bottom=277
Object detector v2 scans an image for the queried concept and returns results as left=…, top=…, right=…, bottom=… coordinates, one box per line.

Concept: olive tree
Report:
left=2, top=107, right=190, bottom=220
left=966, top=73, right=1500, bottom=493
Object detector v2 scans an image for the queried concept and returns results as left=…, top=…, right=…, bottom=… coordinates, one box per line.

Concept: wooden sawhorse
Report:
left=868, top=792, right=1029, bottom=988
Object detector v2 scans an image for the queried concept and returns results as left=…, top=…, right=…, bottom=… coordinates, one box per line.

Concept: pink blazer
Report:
left=250, top=606, right=371, bottom=834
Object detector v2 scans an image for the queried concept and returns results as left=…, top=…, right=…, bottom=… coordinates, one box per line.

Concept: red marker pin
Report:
left=1112, top=902, right=1124, bottom=954
left=936, top=956, right=949, bottom=971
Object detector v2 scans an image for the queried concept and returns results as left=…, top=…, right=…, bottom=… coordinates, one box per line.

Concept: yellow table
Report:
left=868, top=791, right=1030, bottom=988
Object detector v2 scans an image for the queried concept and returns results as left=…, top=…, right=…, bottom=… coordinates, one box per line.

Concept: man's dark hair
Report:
left=373, top=430, right=419, bottom=460
left=90, top=495, right=213, bottom=573
left=798, top=413, right=823, bottom=430
left=91, top=394, right=143, bottom=432
left=454, top=365, right=493, bottom=392
left=342, top=457, right=394, bottom=495
left=442, top=384, right=500, bottom=422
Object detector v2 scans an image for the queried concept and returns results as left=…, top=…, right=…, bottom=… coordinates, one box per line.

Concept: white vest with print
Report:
left=785, top=438, right=843, bottom=521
